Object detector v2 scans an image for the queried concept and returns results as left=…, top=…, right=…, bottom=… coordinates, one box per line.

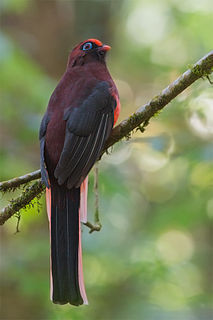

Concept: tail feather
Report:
left=78, top=212, right=88, bottom=304
left=46, top=187, right=53, bottom=300
left=46, top=184, right=87, bottom=305
left=80, top=176, right=88, bottom=223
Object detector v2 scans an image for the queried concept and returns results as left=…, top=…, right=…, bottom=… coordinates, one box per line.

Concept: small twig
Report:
left=0, top=170, right=41, bottom=192
left=94, top=164, right=101, bottom=226
left=82, top=165, right=102, bottom=234
left=14, top=213, right=21, bottom=234
left=206, top=75, right=213, bottom=85
left=83, top=221, right=102, bottom=234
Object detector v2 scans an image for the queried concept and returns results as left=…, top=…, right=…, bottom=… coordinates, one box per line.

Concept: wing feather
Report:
left=39, top=113, right=50, bottom=187
left=56, top=137, right=85, bottom=185
left=54, top=82, right=116, bottom=188
left=67, top=114, right=108, bottom=188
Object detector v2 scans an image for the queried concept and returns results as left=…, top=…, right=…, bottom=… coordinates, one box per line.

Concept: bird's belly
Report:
left=45, top=113, right=66, bottom=175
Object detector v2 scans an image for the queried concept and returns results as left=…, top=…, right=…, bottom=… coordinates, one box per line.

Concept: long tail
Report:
left=46, top=183, right=88, bottom=305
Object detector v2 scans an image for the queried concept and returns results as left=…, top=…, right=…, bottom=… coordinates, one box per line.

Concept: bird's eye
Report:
left=82, top=42, right=93, bottom=51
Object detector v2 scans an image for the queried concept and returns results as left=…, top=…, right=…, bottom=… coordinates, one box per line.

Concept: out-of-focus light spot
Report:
left=167, top=135, right=175, bottom=156
left=1, top=0, right=29, bottom=14
left=156, top=230, right=194, bottom=264
left=150, top=282, right=187, bottom=309
left=133, top=134, right=175, bottom=173
left=190, top=163, right=213, bottom=189
left=206, top=198, right=213, bottom=219
left=188, top=96, right=213, bottom=139
left=126, top=4, right=171, bottom=45
left=85, top=256, right=107, bottom=286
left=107, top=194, right=129, bottom=231
left=141, top=181, right=176, bottom=203
left=151, top=37, right=188, bottom=66
left=170, top=264, right=202, bottom=297
left=131, top=242, right=157, bottom=263
left=139, top=157, right=188, bottom=203
left=103, top=143, right=132, bottom=165
left=172, top=0, right=213, bottom=12
left=135, top=93, right=150, bottom=108
left=115, top=79, right=134, bottom=103
left=134, top=147, right=169, bottom=172
left=0, top=32, right=13, bottom=61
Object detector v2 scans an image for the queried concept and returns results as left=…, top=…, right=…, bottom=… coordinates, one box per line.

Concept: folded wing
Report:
left=54, top=81, right=116, bottom=188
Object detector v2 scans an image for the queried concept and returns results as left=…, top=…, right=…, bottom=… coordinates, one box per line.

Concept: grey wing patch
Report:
left=54, top=134, right=86, bottom=185
left=64, top=81, right=113, bottom=136
left=54, top=81, right=115, bottom=189
left=67, top=113, right=110, bottom=188
left=39, top=112, right=50, bottom=188
left=65, top=107, right=99, bottom=137
left=55, top=111, right=113, bottom=189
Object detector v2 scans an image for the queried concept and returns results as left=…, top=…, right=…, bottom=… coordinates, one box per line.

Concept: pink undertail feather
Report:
left=80, top=176, right=88, bottom=223
left=46, top=187, right=51, bottom=222
left=79, top=178, right=88, bottom=304
left=78, top=206, right=88, bottom=305
left=46, top=187, right=53, bottom=301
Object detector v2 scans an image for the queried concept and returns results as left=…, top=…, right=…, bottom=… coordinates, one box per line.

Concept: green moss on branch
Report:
left=0, top=181, right=45, bottom=225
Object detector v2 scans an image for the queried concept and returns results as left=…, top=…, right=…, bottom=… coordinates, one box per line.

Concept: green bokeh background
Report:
left=0, top=0, right=213, bottom=319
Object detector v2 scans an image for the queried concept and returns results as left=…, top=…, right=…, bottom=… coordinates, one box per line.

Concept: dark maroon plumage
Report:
left=39, top=39, right=120, bottom=305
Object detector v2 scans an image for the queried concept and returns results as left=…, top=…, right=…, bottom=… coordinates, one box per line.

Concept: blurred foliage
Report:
left=0, top=0, right=213, bottom=319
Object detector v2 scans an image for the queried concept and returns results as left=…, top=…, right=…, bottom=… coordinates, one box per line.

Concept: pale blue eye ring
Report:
left=82, top=42, right=93, bottom=51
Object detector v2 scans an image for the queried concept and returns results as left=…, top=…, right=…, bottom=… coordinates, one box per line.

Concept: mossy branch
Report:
left=103, top=50, right=213, bottom=151
left=0, top=181, right=45, bottom=225
left=0, top=170, right=41, bottom=192
left=0, top=50, right=213, bottom=226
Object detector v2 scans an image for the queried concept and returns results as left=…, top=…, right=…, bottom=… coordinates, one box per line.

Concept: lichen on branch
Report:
left=0, top=170, right=41, bottom=192
left=0, top=181, right=45, bottom=225
left=104, top=50, right=213, bottom=151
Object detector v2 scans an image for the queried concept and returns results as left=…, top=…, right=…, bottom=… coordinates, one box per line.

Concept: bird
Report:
left=39, top=38, right=120, bottom=306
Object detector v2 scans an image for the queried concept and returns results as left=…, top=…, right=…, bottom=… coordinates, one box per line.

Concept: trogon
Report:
left=39, top=39, right=120, bottom=305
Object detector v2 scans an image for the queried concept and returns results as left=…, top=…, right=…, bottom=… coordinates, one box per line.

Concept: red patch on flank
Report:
left=113, top=97, right=121, bottom=125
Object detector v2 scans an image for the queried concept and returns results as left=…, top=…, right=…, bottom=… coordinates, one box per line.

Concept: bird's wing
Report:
left=39, top=112, right=50, bottom=188
left=54, top=81, right=116, bottom=188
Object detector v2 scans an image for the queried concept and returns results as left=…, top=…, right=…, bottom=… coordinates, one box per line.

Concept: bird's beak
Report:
left=101, top=44, right=111, bottom=52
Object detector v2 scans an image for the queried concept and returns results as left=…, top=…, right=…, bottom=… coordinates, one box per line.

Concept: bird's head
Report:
left=67, top=39, right=111, bottom=68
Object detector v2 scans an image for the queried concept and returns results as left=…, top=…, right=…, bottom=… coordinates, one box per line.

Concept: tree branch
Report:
left=0, top=50, right=213, bottom=225
left=0, top=169, right=41, bottom=192
left=104, top=50, right=213, bottom=151
left=0, top=181, right=45, bottom=225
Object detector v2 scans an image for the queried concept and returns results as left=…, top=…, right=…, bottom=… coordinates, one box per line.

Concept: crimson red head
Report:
left=67, top=38, right=111, bottom=68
